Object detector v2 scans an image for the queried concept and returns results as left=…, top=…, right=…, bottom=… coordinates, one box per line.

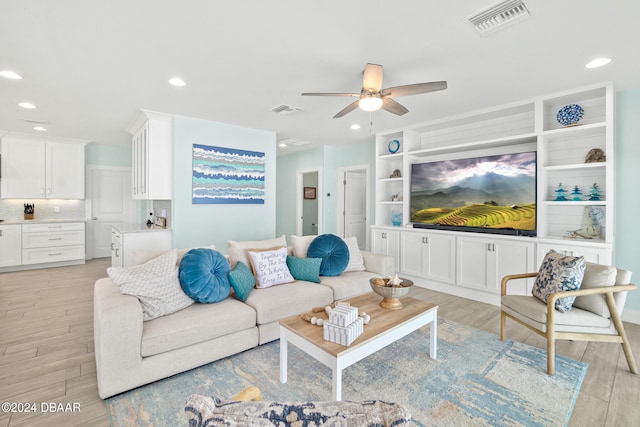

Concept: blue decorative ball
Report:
left=556, top=104, right=584, bottom=126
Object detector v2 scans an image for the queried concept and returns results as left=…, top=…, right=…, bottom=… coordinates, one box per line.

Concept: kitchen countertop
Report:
left=113, top=223, right=172, bottom=233
left=0, top=218, right=88, bottom=225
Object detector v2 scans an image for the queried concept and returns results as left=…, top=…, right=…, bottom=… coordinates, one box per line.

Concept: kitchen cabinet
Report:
left=457, top=236, right=535, bottom=295
left=0, top=224, right=22, bottom=267
left=127, top=110, right=172, bottom=200
left=400, top=230, right=455, bottom=284
left=21, top=222, right=85, bottom=265
left=0, top=135, right=87, bottom=199
left=112, top=225, right=172, bottom=268
left=370, top=227, right=400, bottom=272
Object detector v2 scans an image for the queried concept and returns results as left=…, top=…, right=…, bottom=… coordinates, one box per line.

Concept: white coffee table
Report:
left=279, top=292, right=438, bottom=400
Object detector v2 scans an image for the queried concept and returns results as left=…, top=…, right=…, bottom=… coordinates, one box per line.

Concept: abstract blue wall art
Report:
left=192, top=144, right=265, bottom=204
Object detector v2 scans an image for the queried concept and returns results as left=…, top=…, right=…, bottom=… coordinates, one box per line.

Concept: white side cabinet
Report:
left=370, top=227, right=400, bottom=272
left=22, top=222, right=85, bottom=265
left=0, top=135, right=87, bottom=199
left=127, top=110, right=173, bottom=200
left=536, top=241, right=612, bottom=268
left=0, top=224, right=22, bottom=267
left=457, top=236, right=535, bottom=295
left=112, top=226, right=172, bottom=268
left=400, top=231, right=455, bottom=284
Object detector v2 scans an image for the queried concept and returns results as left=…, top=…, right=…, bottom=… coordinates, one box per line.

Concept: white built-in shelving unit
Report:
left=371, top=82, right=614, bottom=305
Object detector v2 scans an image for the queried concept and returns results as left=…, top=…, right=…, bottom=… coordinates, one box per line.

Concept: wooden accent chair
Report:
left=501, top=263, right=638, bottom=375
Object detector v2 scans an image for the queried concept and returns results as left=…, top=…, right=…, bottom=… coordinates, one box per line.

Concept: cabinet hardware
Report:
left=48, top=238, right=63, bottom=241
left=48, top=226, right=62, bottom=229
left=0, top=230, right=2, bottom=237
left=48, top=253, right=62, bottom=256
left=115, top=249, right=120, bottom=257
left=111, top=243, right=114, bottom=250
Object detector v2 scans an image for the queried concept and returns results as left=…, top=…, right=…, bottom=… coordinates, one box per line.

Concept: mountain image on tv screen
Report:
left=410, top=151, right=536, bottom=231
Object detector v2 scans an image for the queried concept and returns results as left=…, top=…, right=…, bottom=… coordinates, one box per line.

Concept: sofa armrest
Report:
left=362, top=251, right=396, bottom=277
left=93, top=277, right=144, bottom=398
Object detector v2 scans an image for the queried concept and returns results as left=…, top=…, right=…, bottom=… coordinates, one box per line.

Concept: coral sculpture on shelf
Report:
left=554, top=183, right=568, bottom=201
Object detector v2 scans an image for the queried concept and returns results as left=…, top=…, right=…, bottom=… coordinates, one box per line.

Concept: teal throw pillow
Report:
left=307, top=234, right=350, bottom=276
left=286, top=256, right=322, bottom=283
left=229, top=261, right=255, bottom=302
left=179, top=248, right=230, bottom=303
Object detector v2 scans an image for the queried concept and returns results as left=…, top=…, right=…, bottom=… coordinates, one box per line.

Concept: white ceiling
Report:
left=1, top=1, right=639, bottom=154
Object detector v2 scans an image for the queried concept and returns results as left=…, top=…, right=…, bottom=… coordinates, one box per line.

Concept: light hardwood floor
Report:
left=1, top=259, right=638, bottom=426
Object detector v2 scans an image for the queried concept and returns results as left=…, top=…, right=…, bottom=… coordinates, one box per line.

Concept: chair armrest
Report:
left=547, top=283, right=637, bottom=306
left=501, top=272, right=538, bottom=296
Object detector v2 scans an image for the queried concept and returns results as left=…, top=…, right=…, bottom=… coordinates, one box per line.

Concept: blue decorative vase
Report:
left=391, top=211, right=402, bottom=226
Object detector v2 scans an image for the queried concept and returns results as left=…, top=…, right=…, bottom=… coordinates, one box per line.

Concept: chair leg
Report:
left=547, top=337, right=555, bottom=375
left=500, top=311, right=507, bottom=341
left=606, top=293, right=638, bottom=374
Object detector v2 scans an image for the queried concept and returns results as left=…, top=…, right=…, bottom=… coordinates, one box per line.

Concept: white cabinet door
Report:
left=129, top=113, right=172, bottom=200
left=0, top=225, right=22, bottom=267
left=401, top=231, right=455, bottom=284
left=1, top=137, right=46, bottom=198
left=132, top=123, right=148, bottom=199
left=536, top=242, right=612, bottom=268
left=46, top=142, right=85, bottom=199
left=457, top=237, right=491, bottom=290
left=371, top=228, right=399, bottom=270
left=494, top=239, right=535, bottom=294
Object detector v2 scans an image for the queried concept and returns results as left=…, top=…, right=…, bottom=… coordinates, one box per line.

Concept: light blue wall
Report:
left=171, top=115, right=276, bottom=252
left=85, top=143, right=131, bottom=166
left=275, top=140, right=375, bottom=239
left=615, top=89, right=640, bottom=316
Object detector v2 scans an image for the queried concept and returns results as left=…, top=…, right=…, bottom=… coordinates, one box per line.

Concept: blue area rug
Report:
left=106, top=319, right=586, bottom=426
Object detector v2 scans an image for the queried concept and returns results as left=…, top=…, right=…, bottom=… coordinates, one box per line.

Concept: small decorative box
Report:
left=323, top=317, right=364, bottom=346
left=328, top=303, right=358, bottom=327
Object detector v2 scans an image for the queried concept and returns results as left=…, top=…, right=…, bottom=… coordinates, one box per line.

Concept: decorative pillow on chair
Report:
left=179, top=248, right=231, bottom=303
left=108, top=249, right=194, bottom=321
left=248, top=247, right=295, bottom=288
left=307, top=234, right=350, bottom=276
left=286, top=256, right=322, bottom=283
left=343, top=236, right=366, bottom=272
left=228, top=261, right=255, bottom=302
left=572, top=262, right=617, bottom=317
left=532, top=250, right=586, bottom=312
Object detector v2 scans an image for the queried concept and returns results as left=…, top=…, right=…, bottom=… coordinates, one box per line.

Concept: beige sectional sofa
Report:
left=93, top=245, right=394, bottom=399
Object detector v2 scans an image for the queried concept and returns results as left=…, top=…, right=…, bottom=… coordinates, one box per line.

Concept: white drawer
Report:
left=22, top=222, right=85, bottom=233
left=22, top=245, right=85, bottom=265
left=22, top=230, right=85, bottom=248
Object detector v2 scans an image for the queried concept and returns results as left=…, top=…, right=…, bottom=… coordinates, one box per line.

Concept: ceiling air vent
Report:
left=271, top=104, right=303, bottom=115
left=279, top=138, right=311, bottom=146
left=468, top=0, right=531, bottom=36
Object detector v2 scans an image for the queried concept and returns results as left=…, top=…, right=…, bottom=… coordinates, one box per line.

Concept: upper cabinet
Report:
left=126, top=110, right=172, bottom=200
left=1, top=135, right=87, bottom=199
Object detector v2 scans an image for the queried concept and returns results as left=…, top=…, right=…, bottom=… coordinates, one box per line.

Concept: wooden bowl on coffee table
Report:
left=369, top=277, right=414, bottom=310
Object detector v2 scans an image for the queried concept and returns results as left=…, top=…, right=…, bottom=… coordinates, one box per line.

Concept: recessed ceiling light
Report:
left=279, top=143, right=287, bottom=148
left=19, top=102, right=36, bottom=109
left=350, top=124, right=361, bottom=130
left=168, top=77, right=187, bottom=87
left=585, top=57, right=611, bottom=69
left=33, top=126, right=47, bottom=131
left=0, top=70, right=22, bottom=80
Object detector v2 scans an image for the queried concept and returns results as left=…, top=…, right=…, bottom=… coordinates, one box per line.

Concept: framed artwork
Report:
left=304, top=187, right=316, bottom=200
left=192, top=144, right=265, bottom=204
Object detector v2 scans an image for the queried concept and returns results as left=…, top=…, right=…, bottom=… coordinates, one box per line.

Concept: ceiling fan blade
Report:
left=381, top=98, right=409, bottom=116
left=362, top=63, right=383, bottom=92
left=333, top=99, right=360, bottom=118
left=382, top=81, right=447, bottom=98
left=301, top=92, right=360, bottom=97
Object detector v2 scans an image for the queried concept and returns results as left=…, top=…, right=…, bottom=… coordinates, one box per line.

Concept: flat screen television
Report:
left=410, top=151, right=537, bottom=236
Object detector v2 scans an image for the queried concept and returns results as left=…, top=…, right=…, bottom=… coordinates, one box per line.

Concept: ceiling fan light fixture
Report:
left=585, top=57, right=611, bottom=69
left=359, top=94, right=383, bottom=112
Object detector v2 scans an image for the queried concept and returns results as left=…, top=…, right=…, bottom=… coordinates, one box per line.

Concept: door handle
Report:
left=92, top=217, right=98, bottom=220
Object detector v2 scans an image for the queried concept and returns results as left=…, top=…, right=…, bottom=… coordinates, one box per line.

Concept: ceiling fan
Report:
left=302, top=63, right=447, bottom=118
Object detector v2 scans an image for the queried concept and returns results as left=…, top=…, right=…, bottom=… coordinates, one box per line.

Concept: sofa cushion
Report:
left=243, top=281, right=333, bottom=325
left=228, top=261, right=255, bottom=302
left=141, top=298, right=256, bottom=357
left=286, top=256, right=322, bottom=283
left=308, top=234, right=350, bottom=276
left=107, top=249, right=194, bottom=321
left=573, top=262, right=617, bottom=317
left=343, top=236, right=366, bottom=272
left=228, top=235, right=287, bottom=269
left=290, top=234, right=317, bottom=258
left=532, top=250, right=586, bottom=312
left=248, top=247, right=295, bottom=288
left=320, top=271, right=375, bottom=300
left=179, top=248, right=231, bottom=303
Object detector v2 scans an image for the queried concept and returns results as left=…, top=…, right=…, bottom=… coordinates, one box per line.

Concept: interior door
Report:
left=302, top=171, right=319, bottom=236
left=344, top=170, right=366, bottom=248
left=88, top=166, right=133, bottom=258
